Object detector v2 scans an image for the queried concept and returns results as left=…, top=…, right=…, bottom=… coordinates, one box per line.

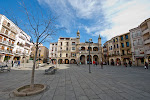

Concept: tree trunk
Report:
left=30, top=41, right=38, bottom=89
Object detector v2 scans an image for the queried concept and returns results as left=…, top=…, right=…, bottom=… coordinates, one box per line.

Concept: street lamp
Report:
left=85, top=38, right=93, bottom=73
left=38, top=48, right=41, bottom=68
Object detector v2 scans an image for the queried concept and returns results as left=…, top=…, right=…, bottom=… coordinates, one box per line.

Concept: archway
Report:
left=116, top=58, right=121, bottom=65
left=65, top=59, right=69, bottom=64
left=51, top=59, right=56, bottom=64
left=87, top=47, right=92, bottom=51
left=81, top=47, right=85, bottom=51
left=93, top=55, right=98, bottom=64
left=87, top=55, right=92, bottom=64
left=111, top=59, right=114, bottom=65
left=58, top=59, right=62, bottom=64
left=80, top=55, right=85, bottom=64
left=93, top=47, right=98, bottom=51
left=70, top=59, right=77, bottom=64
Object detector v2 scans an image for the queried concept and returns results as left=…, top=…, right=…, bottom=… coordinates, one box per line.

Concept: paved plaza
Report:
left=0, top=64, right=150, bottom=100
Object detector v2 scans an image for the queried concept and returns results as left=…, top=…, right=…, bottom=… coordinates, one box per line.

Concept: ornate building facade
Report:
left=49, top=30, right=102, bottom=64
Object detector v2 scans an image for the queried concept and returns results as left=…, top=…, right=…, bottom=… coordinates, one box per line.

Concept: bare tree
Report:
left=18, top=1, right=63, bottom=90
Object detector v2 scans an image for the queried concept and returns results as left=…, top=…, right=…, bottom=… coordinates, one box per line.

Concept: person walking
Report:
left=11, top=60, right=13, bottom=67
left=101, top=62, right=103, bottom=69
left=129, top=60, right=132, bottom=67
left=145, top=62, right=148, bottom=69
left=18, top=60, right=20, bottom=67
left=124, top=62, right=127, bottom=67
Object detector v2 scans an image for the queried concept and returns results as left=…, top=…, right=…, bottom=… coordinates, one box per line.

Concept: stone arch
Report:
left=87, top=55, right=92, bottom=64
left=116, top=58, right=121, bottom=65
left=80, top=55, right=85, bottom=64
left=93, top=47, right=98, bottom=51
left=81, top=47, right=85, bottom=51
left=93, top=55, right=98, bottom=62
left=58, top=59, right=63, bottom=64
left=65, top=59, right=69, bottom=64
left=70, top=59, right=77, bottom=64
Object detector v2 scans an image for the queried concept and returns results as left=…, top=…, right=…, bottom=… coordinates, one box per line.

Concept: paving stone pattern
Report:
left=0, top=64, right=150, bottom=100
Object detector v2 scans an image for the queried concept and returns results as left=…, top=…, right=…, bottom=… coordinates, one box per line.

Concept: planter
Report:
left=13, top=84, right=46, bottom=97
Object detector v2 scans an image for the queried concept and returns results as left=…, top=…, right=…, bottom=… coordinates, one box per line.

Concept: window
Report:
left=133, top=40, right=136, bottom=46
left=55, top=48, right=57, bottom=51
left=109, top=47, right=110, bottom=50
left=66, top=42, right=69, bottom=46
left=113, top=39, right=115, bottom=42
left=117, top=44, right=118, bottom=48
left=127, top=49, right=130, bottom=54
left=116, top=38, right=118, bottom=42
left=121, top=36, right=123, bottom=41
left=7, top=23, right=10, bottom=27
left=60, top=54, right=62, bottom=57
left=72, top=42, right=75, bottom=45
left=121, top=43, right=124, bottom=48
left=111, top=46, right=112, bottom=50
left=126, top=42, right=129, bottom=47
left=60, top=47, right=62, bottom=50
left=61, top=42, right=62, bottom=46
left=66, top=54, right=68, bottom=57
left=138, top=39, right=142, bottom=45
left=71, top=53, right=76, bottom=57
left=122, top=50, right=125, bottom=55
left=66, top=47, right=68, bottom=51
left=117, top=51, right=119, bottom=55
left=72, top=47, right=75, bottom=50
left=114, top=45, right=115, bottom=48
left=125, top=35, right=128, bottom=39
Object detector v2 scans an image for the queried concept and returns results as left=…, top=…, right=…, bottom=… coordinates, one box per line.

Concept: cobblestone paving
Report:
left=0, top=64, right=150, bottom=100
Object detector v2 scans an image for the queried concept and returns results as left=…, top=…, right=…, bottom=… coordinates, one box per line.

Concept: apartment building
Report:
left=140, top=18, right=150, bottom=65
left=49, top=30, right=102, bottom=64
left=108, top=36, right=121, bottom=65
left=0, top=14, right=31, bottom=63
left=130, top=26, right=144, bottom=66
left=119, top=32, right=132, bottom=65
left=30, top=43, right=49, bottom=63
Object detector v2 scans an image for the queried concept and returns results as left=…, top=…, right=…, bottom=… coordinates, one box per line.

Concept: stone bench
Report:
left=45, top=66, right=56, bottom=74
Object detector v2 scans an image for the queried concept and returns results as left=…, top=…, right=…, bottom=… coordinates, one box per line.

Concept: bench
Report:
left=45, top=66, right=56, bottom=74
left=0, top=65, right=10, bottom=72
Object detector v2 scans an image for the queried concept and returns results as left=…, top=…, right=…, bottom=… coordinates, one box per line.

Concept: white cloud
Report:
left=38, top=0, right=150, bottom=41
left=99, top=0, right=150, bottom=40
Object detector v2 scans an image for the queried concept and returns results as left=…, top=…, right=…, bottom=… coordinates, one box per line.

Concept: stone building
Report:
left=0, top=14, right=31, bottom=63
left=129, top=26, right=144, bottom=66
left=140, top=18, right=150, bottom=65
left=49, top=30, right=102, bottom=64
left=30, top=43, right=49, bottom=63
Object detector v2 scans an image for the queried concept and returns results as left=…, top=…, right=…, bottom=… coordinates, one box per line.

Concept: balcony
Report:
left=142, top=28, right=149, bottom=35
left=0, top=41, right=15, bottom=47
left=144, top=38, right=150, bottom=45
left=146, top=50, right=150, bottom=54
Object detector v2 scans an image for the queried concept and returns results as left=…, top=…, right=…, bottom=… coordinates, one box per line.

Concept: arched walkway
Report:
left=111, top=59, right=114, bottom=65
left=80, top=55, right=85, bottom=64
left=70, top=59, right=77, bottom=64
left=93, top=47, right=98, bottom=51
left=87, top=55, right=92, bottom=64
left=58, top=59, right=63, bottom=64
left=51, top=59, right=56, bottom=64
left=88, top=47, right=92, bottom=51
left=93, top=55, right=98, bottom=64
left=116, top=58, right=121, bottom=65
left=81, top=47, right=85, bottom=51
left=65, top=59, right=69, bottom=64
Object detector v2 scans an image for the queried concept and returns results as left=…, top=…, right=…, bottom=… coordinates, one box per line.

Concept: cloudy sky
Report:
left=1, top=0, right=150, bottom=48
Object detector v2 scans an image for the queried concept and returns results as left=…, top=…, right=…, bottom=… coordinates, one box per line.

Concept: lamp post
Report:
left=86, top=38, right=93, bottom=73
left=38, top=48, right=41, bottom=68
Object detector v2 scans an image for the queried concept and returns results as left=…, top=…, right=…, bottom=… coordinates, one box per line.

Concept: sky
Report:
left=1, top=0, right=150, bottom=49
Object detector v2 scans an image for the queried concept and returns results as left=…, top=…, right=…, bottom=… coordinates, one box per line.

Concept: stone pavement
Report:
left=0, top=64, right=150, bottom=100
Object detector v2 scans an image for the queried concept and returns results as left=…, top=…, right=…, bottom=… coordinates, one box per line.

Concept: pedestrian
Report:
left=101, top=62, right=103, bottom=69
left=95, top=61, right=97, bottom=66
left=129, top=60, right=132, bottom=67
left=18, top=60, right=20, bottom=67
left=124, top=62, right=127, bottom=67
left=11, top=60, right=13, bottom=67
left=145, top=62, right=148, bottom=69
left=93, top=61, right=95, bottom=66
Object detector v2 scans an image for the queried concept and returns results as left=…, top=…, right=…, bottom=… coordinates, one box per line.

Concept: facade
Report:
left=102, top=41, right=109, bottom=64
left=49, top=30, right=102, bottom=64
left=140, top=18, right=150, bottom=65
left=130, top=26, right=144, bottom=66
left=108, top=36, right=122, bottom=65
left=0, top=14, right=31, bottom=63
left=30, top=43, right=49, bottom=63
